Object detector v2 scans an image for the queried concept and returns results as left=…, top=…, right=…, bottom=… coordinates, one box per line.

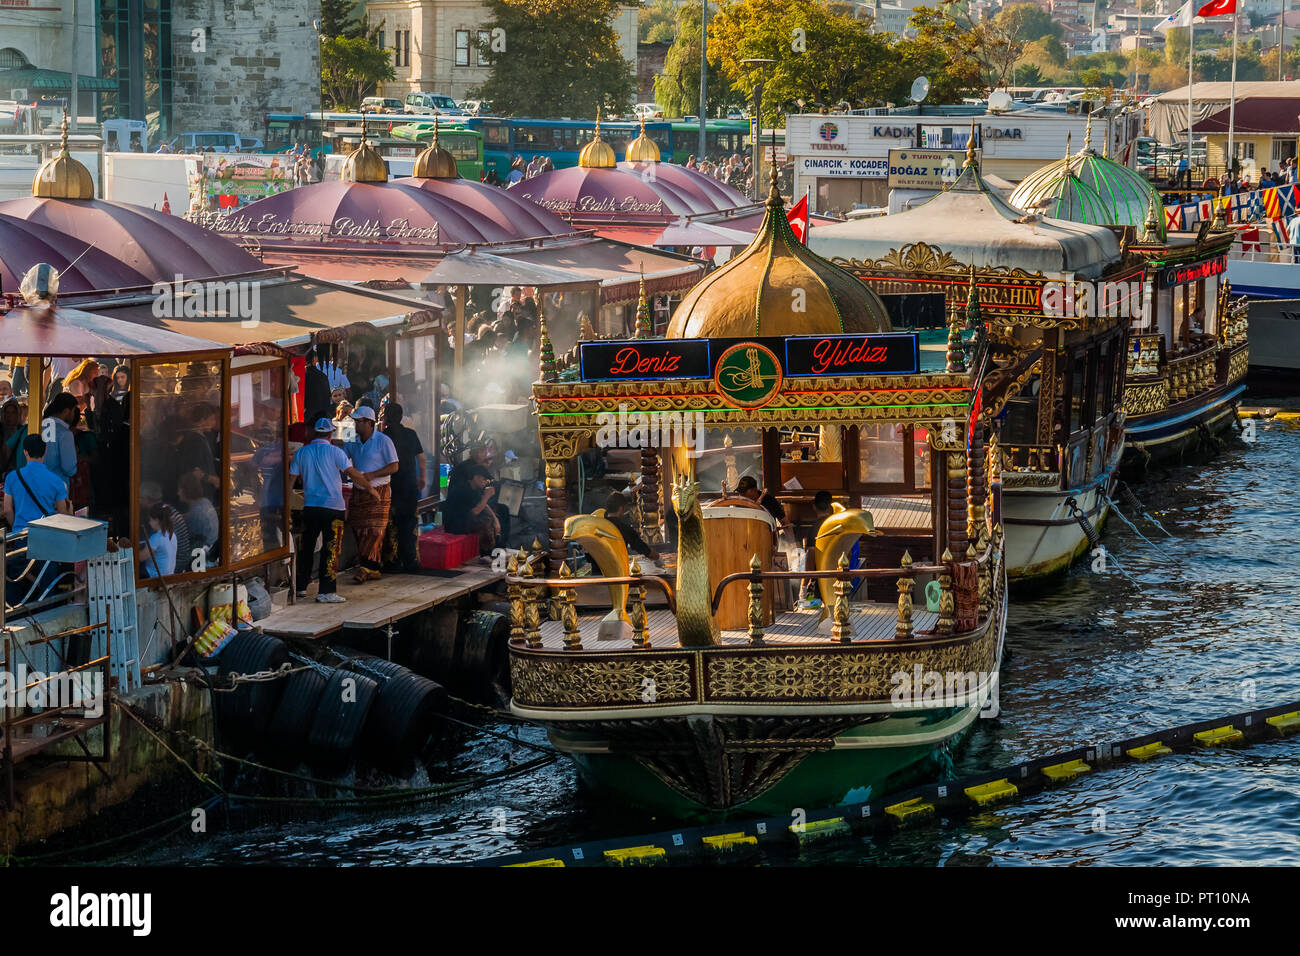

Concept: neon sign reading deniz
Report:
left=578, top=334, right=920, bottom=382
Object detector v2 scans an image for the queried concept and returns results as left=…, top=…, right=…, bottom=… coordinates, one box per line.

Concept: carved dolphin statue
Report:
left=814, top=504, right=881, bottom=619
left=564, top=510, right=632, bottom=637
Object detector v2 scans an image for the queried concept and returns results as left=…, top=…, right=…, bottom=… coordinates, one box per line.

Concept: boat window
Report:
left=697, top=427, right=762, bottom=495
left=1068, top=352, right=1088, bottom=434
left=136, top=359, right=224, bottom=579
left=1002, top=395, right=1038, bottom=446
left=229, top=363, right=286, bottom=565
left=1204, top=274, right=1219, bottom=335
left=1096, top=340, right=1113, bottom=425
left=856, top=423, right=906, bottom=485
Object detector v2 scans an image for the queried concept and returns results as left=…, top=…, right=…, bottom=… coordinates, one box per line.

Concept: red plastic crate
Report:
left=418, top=528, right=479, bottom=569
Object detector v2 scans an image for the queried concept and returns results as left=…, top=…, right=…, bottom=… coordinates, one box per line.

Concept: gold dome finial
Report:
left=625, top=111, right=661, bottom=163
left=1064, top=131, right=1072, bottom=162
left=342, top=111, right=388, bottom=183
left=964, top=121, right=978, bottom=169
left=413, top=117, right=459, bottom=179
left=32, top=110, right=95, bottom=200
left=1141, top=190, right=1162, bottom=242
left=578, top=104, right=617, bottom=168
left=1083, top=117, right=1093, bottom=154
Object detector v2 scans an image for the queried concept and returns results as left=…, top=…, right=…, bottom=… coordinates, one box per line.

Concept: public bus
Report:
left=262, top=113, right=323, bottom=154
left=668, top=118, right=752, bottom=164
left=389, top=122, right=485, bottom=180
left=463, top=117, right=674, bottom=177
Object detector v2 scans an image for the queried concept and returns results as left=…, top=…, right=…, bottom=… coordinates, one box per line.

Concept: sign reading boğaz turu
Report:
left=578, top=333, right=919, bottom=383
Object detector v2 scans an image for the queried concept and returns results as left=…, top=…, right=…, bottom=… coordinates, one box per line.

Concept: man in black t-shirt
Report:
left=443, top=465, right=500, bottom=555
left=381, top=403, right=426, bottom=572
left=602, top=492, right=657, bottom=561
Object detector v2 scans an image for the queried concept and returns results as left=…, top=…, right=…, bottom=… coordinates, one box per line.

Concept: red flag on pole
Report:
left=1195, top=0, right=1235, bottom=16
left=787, top=194, right=809, bottom=244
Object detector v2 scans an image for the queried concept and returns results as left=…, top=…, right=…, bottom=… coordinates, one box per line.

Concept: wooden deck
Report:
left=859, top=495, right=933, bottom=531
left=258, top=566, right=505, bottom=640
left=533, top=601, right=939, bottom=651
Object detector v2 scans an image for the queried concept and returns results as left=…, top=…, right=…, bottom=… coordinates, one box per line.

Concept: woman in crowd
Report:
left=142, top=503, right=178, bottom=579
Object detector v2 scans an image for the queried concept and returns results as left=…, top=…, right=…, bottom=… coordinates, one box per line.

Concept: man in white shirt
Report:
left=343, top=406, right=398, bottom=583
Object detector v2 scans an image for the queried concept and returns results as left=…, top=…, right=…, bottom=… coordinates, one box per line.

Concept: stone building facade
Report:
left=171, top=0, right=321, bottom=141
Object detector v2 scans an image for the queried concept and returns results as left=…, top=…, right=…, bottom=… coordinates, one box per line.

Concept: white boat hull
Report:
left=1002, top=474, right=1112, bottom=581
left=1245, top=297, right=1300, bottom=375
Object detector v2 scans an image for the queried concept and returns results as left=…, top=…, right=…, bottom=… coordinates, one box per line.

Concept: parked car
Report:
left=633, top=102, right=664, bottom=120
left=176, top=131, right=263, bottom=153
left=458, top=99, right=490, bottom=116
left=404, top=92, right=464, bottom=116
left=361, top=97, right=405, bottom=114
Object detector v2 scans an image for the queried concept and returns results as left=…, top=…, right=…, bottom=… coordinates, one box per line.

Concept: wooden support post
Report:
left=747, top=554, right=765, bottom=646
left=544, top=461, right=567, bottom=574
left=967, top=416, right=986, bottom=539
left=896, top=550, right=914, bottom=641
left=977, top=526, right=991, bottom=618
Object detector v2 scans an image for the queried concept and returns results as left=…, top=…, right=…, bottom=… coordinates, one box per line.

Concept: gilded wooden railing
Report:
left=1001, top=444, right=1059, bottom=473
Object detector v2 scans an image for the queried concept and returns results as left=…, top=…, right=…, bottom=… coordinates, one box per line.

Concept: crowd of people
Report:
left=683, top=152, right=753, bottom=194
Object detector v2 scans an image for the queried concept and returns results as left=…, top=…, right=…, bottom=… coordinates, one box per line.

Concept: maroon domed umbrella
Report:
left=0, top=197, right=263, bottom=282
left=511, top=163, right=754, bottom=224
left=620, top=161, right=752, bottom=213
left=0, top=212, right=153, bottom=295
left=223, top=179, right=578, bottom=248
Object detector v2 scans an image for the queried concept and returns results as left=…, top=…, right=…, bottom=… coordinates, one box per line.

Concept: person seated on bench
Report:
left=735, top=475, right=794, bottom=538
left=443, top=464, right=500, bottom=555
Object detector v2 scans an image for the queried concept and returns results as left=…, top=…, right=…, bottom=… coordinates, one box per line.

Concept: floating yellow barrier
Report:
left=964, top=779, right=1018, bottom=806
left=790, top=817, right=850, bottom=841
left=1273, top=411, right=1300, bottom=421
left=884, top=797, right=935, bottom=823
left=604, top=845, right=667, bottom=865
left=1042, top=758, right=1092, bottom=783
left=1193, top=725, right=1244, bottom=747
left=703, top=832, right=758, bottom=851
left=1266, top=711, right=1300, bottom=737
left=1126, top=741, right=1173, bottom=761
left=506, top=858, right=565, bottom=867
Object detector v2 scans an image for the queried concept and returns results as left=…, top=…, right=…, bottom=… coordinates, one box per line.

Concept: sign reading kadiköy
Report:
left=578, top=333, right=920, bottom=384
left=887, top=149, right=967, bottom=190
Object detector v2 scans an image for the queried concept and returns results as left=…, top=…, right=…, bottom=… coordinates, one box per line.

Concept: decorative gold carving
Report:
left=672, top=476, right=720, bottom=647
left=937, top=549, right=955, bottom=634
left=747, top=554, right=765, bottom=646
left=522, top=561, right=543, bottom=649
left=629, top=560, right=650, bottom=648
left=1001, top=470, right=1062, bottom=488
left=1122, top=379, right=1169, bottom=418
left=510, top=654, right=695, bottom=708
left=832, top=553, right=852, bottom=644
left=896, top=550, right=914, bottom=641
left=542, top=431, right=588, bottom=460
left=507, top=554, right=524, bottom=644
left=559, top=563, right=582, bottom=650
left=830, top=242, right=969, bottom=275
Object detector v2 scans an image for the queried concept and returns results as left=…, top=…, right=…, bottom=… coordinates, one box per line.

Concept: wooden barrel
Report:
left=701, top=499, right=776, bottom=630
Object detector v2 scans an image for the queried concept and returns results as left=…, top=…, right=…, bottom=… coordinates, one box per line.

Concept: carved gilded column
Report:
left=544, top=459, right=567, bottom=573
left=966, top=415, right=986, bottom=539
left=946, top=448, right=969, bottom=560
left=639, top=447, right=662, bottom=544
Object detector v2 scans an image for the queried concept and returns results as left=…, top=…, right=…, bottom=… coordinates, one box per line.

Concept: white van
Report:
left=102, top=119, right=149, bottom=153
left=176, top=131, right=264, bottom=153
left=404, top=92, right=464, bottom=116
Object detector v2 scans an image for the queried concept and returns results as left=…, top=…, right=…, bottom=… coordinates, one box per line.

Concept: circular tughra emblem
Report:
left=713, top=342, right=783, bottom=408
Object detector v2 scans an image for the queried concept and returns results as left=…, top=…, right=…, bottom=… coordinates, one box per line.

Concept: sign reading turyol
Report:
left=887, top=149, right=967, bottom=190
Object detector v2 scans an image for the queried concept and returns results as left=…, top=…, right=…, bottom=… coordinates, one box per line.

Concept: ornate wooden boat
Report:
left=1004, top=127, right=1249, bottom=475
left=506, top=179, right=1007, bottom=819
left=810, top=137, right=1134, bottom=580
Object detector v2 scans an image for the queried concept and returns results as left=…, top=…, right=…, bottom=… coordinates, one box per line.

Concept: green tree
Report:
left=321, top=34, right=397, bottom=109
left=1014, top=63, right=1046, bottom=85
left=993, top=3, right=1063, bottom=44
left=655, top=2, right=741, bottom=117
left=898, top=8, right=986, bottom=103
left=320, top=0, right=364, bottom=39
left=474, top=0, right=635, bottom=118
left=639, top=0, right=679, bottom=43
left=708, top=0, right=898, bottom=122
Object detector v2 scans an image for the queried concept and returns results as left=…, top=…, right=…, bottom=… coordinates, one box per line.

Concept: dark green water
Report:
left=129, top=411, right=1300, bottom=865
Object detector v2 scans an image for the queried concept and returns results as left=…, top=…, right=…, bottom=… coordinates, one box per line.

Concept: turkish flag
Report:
left=1196, top=0, right=1235, bottom=16
left=787, top=194, right=809, bottom=244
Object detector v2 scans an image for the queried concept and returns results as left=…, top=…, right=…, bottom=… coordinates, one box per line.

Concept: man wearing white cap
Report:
left=290, top=417, right=375, bottom=603
left=344, top=405, right=399, bottom=583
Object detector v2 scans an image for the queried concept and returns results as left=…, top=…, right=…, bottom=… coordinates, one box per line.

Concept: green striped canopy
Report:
left=1011, top=145, right=1165, bottom=242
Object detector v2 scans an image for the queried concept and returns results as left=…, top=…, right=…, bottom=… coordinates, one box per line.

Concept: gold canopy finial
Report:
left=413, top=115, right=459, bottom=178
left=32, top=108, right=95, bottom=199
left=1065, top=131, right=1072, bottom=163
left=342, top=110, right=389, bottom=183
left=1083, top=117, right=1093, bottom=153
left=625, top=108, right=661, bottom=163
left=1141, top=190, right=1160, bottom=242
left=578, top=103, right=617, bottom=168
left=964, top=122, right=978, bottom=169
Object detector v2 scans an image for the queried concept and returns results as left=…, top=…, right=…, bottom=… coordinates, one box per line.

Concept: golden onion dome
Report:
left=625, top=113, right=660, bottom=163
left=32, top=114, right=95, bottom=200
left=578, top=106, right=617, bottom=169
left=667, top=174, right=892, bottom=339
left=341, top=119, right=388, bottom=183
left=412, top=121, right=459, bottom=179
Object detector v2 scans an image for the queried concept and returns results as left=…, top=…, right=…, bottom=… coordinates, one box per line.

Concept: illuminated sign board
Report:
left=579, top=333, right=920, bottom=383
left=1160, top=255, right=1226, bottom=288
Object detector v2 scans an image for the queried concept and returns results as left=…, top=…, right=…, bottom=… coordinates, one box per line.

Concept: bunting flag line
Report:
left=1263, top=187, right=1282, bottom=220
left=1165, top=203, right=1183, bottom=230
left=1269, top=218, right=1290, bottom=244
